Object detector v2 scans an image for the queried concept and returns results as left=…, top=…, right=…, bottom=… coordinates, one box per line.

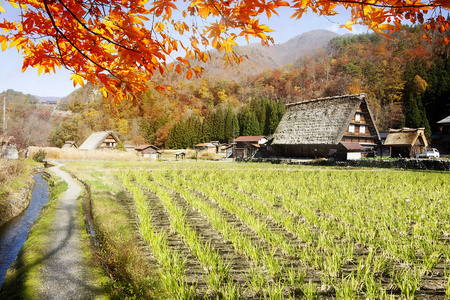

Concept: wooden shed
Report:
left=79, top=131, right=120, bottom=150
left=272, top=93, right=380, bottom=158
left=194, top=142, right=219, bottom=154
left=384, top=128, right=428, bottom=158
left=61, top=141, right=78, bottom=149
left=337, top=142, right=365, bottom=160
left=135, top=144, right=161, bottom=159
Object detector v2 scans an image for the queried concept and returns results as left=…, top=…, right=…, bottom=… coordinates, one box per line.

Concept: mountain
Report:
left=0, top=89, right=40, bottom=104
left=201, top=30, right=341, bottom=79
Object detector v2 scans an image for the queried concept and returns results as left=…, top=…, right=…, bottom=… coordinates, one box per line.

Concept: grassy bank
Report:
left=0, top=159, right=43, bottom=227
left=69, top=166, right=166, bottom=299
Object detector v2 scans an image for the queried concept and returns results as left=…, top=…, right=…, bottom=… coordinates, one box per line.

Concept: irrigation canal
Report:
left=0, top=173, right=49, bottom=287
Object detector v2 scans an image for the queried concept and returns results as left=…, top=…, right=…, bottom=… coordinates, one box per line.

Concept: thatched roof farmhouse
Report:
left=272, top=93, right=380, bottom=158
left=79, top=131, right=120, bottom=150
left=384, top=128, right=427, bottom=158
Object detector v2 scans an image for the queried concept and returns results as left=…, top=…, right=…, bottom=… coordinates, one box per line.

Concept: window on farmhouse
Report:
left=360, top=125, right=366, bottom=134
left=355, top=113, right=361, bottom=122
left=349, top=124, right=355, bottom=133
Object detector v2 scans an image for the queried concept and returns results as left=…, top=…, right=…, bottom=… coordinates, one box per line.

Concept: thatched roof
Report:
left=272, top=93, right=379, bottom=145
left=437, top=115, right=450, bottom=124
left=79, top=131, right=119, bottom=150
left=384, top=128, right=428, bottom=147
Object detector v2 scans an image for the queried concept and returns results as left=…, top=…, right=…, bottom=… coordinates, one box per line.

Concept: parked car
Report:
left=416, top=148, right=440, bottom=158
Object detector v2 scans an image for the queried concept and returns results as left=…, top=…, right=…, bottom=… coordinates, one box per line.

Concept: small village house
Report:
left=135, top=144, right=161, bottom=159
left=336, top=142, right=365, bottom=160
left=430, top=115, right=450, bottom=155
left=233, top=136, right=268, bottom=159
left=61, top=141, right=78, bottom=150
left=124, top=144, right=135, bottom=151
left=79, top=131, right=120, bottom=150
left=272, top=93, right=380, bottom=159
left=384, top=128, right=428, bottom=158
left=194, top=141, right=220, bottom=154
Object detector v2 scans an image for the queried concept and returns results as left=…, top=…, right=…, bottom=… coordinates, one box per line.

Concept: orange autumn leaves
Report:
left=0, top=0, right=449, bottom=101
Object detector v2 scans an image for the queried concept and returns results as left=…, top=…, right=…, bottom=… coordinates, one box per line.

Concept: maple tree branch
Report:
left=56, top=0, right=140, bottom=54
left=328, top=0, right=442, bottom=9
left=43, top=0, right=118, bottom=78
left=54, top=32, right=69, bottom=69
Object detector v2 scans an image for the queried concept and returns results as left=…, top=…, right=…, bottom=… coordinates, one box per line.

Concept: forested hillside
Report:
left=3, top=27, right=450, bottom=150
left=0, top=90, right=58, bottom=148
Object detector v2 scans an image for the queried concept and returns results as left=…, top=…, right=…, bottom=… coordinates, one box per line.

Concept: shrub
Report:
left=33, top=149, right=46, bottom=162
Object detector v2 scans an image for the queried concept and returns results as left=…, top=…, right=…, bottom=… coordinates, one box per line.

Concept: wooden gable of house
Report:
left=100, top=134, right=118, bottom=149
left=341, top=101, right=379, bottom=147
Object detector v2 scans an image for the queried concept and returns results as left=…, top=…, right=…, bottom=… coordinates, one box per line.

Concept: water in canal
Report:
left=0, top=173, right=49, bottom=287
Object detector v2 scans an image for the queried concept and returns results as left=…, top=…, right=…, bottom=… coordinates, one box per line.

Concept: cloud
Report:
left=328, top=24, right=340, bottom=33
left=327, top=23, right=367, bottom=35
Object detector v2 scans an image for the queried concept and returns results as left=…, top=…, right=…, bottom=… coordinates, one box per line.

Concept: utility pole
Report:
left=2, top=97, right=6, bottom=136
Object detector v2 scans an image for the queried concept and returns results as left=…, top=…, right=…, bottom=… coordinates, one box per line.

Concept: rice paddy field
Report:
left=70, top=162, right=450, bottom=299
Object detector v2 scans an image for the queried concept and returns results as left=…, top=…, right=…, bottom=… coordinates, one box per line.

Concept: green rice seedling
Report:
left=372, top=253, right=392, bottom=277
left=379, top=288, right=396, bottom=300
left=222, top=281, right=241, bottom=300
left=334, top=273, right=361, bottom=299
left=263, top=250, right=285, bottom=280
left=302, top=280, right=318, bottom=300
left=265, top=282, right=285, bottom=300
left=246, top=267, right=266, bottom=294
left=445, top=275, right=450, bottom=299
left=323, top=250, right=345, bottom=277
left=394, top=267, right=422, bottom=299
left=286, top=268, right=305, bottom=289
left=422, top=251, right=441, bottom=273
left=363, top=274, right=382, bottom=299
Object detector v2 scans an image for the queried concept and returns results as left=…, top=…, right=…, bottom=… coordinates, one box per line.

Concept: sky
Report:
left=0, top=5, right=366, bottom=98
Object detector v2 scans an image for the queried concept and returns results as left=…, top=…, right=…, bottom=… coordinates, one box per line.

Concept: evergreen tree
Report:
left=239, top=109, right=261, bottom=136
left=232, top=113, right=240, bottom=140
left=202, top=109, right=214, bottom=142
left=213, top=107, right=225, bottom=142
left=224, top=107, right=235, bottom=142
left=187, top=114, right=202, bottom=146
left=417, top=96, right=431, bottom=137
left=422, top=58, right=450, bottom=133
left=165, top=122, right=177, bottom=149
left=404, top=93, right=422, bottom=128
left=251, top=98, right=267, bottom=131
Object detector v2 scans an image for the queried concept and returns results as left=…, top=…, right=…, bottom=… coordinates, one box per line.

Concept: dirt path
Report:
left=36, top=163, right=101, bottom=299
